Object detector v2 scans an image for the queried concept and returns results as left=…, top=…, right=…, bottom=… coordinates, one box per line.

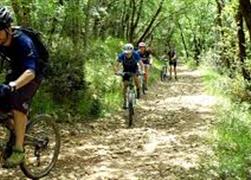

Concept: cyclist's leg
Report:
left=5, top=80, right=41, bottom=167
left=12, top=110, right=27, bottom=152
left=123, top=81, right=129, bottom=101
left=133, top=75, right=141, bottom=99
left=122, top=75, right=129, bottom=108
left=174, top=60, right=177, bottom=79
left=144, top=64, right=149, bottom=89
left=169, top=61, right=173, bottom=79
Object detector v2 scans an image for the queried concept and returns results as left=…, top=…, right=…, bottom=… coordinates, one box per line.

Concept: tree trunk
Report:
left=236, top=7, right=251, bottom=80
left=128, top=0, right=136, bottom=43
left=239, top=0, right=251, bottom=41
left=215, top=0, right=224, bottom=36
left=83, top=0, right=92, bottom=48
left=137, top=0, right=165, bottom=44
left=177, top=22, right=189, bottom=59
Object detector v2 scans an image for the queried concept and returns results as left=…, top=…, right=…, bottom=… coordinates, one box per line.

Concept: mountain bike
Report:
left=116, top=72, right=143, bottom=127
left=160, top=61, right=168, bottom=81
left=0, top=112, right=60, bottom=179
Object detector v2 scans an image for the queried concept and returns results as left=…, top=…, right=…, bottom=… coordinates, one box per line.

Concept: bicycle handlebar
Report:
left=115, top=72, right=144, bottom=76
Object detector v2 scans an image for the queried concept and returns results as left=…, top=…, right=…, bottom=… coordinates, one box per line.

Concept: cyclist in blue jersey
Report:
left=114, top=43, right=144, bottom=109
left=0, top=7, right=44, bottom=167
left=137, top=42, right=152, bottom=90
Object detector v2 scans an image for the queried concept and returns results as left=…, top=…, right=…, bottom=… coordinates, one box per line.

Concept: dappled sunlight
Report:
left=0, top=65, right=219, bottom=179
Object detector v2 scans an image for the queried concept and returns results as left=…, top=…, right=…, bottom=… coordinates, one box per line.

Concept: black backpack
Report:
left=13, top=26, right=49, bottom=77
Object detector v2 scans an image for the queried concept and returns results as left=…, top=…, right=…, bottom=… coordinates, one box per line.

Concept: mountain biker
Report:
left=114, top=43, right=144, bottom=109
left=0, top=7, right=44, bottom=167
left=137, top=42, right=152, bottom=90
left=168, top=47, right=178, bottom=80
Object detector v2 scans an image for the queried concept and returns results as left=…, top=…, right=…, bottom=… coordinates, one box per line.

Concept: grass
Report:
left=202, top=65, right=251, bottom=179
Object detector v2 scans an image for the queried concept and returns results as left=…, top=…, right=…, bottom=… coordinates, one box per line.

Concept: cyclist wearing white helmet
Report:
left=114, top=43, right=144, bottom=109
left=137, top=42, right=152, bottom=90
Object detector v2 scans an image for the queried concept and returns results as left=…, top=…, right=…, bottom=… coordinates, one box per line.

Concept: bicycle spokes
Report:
left=21, top=115, right=60, bottom=179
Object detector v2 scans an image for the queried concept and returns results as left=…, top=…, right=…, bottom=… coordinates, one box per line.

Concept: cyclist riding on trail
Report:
left=0, top=7, right=44, bottom=168
left=137, top=42, right=152, bottom=90
left=114, top=43, right=144, bottom=109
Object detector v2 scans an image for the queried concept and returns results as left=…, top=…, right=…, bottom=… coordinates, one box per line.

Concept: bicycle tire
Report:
left=128, top=90, right=135, bottom=127
left=160, top=70, right=164, bottom=81
left=20, top=114, right=60, bottom=179
left=128, top=101, right=134, bottom=127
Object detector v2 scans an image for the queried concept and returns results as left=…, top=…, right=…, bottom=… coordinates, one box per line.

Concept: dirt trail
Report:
left=1, top=65, right=219, bottom=179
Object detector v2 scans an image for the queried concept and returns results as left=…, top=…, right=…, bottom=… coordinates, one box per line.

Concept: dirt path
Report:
left=1, top=65, right=219, bottom=179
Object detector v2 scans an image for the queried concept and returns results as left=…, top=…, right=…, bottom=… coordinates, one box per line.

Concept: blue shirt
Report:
left=0, top=30, right=42, bottom=82
left=117, top=51, right=141, bottom=72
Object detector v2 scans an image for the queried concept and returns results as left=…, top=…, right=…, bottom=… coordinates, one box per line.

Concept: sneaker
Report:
left=4, top=147, right=24, bottom=168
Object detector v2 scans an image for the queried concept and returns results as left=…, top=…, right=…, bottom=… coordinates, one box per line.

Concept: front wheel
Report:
left=160, top=70, right=165, bottom=81
left=20, top=114, right=60, bottom=179
left=128, top=101, right=134, bottom=127
left=128, top=92, right=135, bottom=127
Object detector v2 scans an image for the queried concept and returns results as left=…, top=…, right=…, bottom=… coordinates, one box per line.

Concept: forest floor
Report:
left=1, top=65, right=220, bottom=179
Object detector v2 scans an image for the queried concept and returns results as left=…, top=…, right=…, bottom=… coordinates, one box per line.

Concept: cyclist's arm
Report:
left=12, top=69, right=35, bottom=90
left=114, top=60, right=121, bottom=73
left=139, top=60, right=144, bottom=73
left=172, top=52, right=177, bottom=60
left=149, top=54, right=153, bottom=65
left=9, top=40, right=37, bottom=90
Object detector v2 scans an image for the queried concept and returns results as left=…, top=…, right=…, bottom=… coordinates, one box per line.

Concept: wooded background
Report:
left=1, top=0, right=251, bottom=118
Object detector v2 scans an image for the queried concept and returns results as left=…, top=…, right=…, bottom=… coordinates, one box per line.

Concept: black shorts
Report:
left=169, top=60, right=177, bottom=67
left=122, top=70, right=139, bottom=82
left=142, top=59, right=150, bottom=65
left=0, top=80, right=41, bottom=114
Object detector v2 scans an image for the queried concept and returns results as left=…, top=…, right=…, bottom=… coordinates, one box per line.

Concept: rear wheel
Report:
left=20, top=114, right=60, bottom=179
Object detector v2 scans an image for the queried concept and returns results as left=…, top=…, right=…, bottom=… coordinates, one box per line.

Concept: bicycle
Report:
left=160, top=61, right=168, bottom=81
left=0, top=112, right=60, bottom=179
left=116, top=72, right=142, bottom=127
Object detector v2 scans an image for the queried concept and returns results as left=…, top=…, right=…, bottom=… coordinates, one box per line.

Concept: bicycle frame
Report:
left=0, top=112, right=60, bottom=179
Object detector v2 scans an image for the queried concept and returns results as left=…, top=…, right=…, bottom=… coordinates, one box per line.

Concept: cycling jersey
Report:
left=118, top=51, right=141, bottom=73
left=118, top=51, right=141, bottom=81
left=0, top=29, right=43, bottom=82
left=0, top=29, right=42, bottom=114
left=138, top=50, right=151, bottom=64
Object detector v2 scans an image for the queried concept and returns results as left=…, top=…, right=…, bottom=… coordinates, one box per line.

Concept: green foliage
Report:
left=186, top=57, right=198, bottom=69
left=85, top=38, right=128, bottom=115
left=215, top=102, right=251, bottom=179
left=203, top=65, right=251, bottom=179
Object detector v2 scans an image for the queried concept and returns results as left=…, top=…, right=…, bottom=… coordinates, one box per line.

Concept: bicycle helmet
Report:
left=123, top=43, right=134, bottom=54
left=0, top=7, right=12, bottom=30
left=138, top=42, right=146, bottom=48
